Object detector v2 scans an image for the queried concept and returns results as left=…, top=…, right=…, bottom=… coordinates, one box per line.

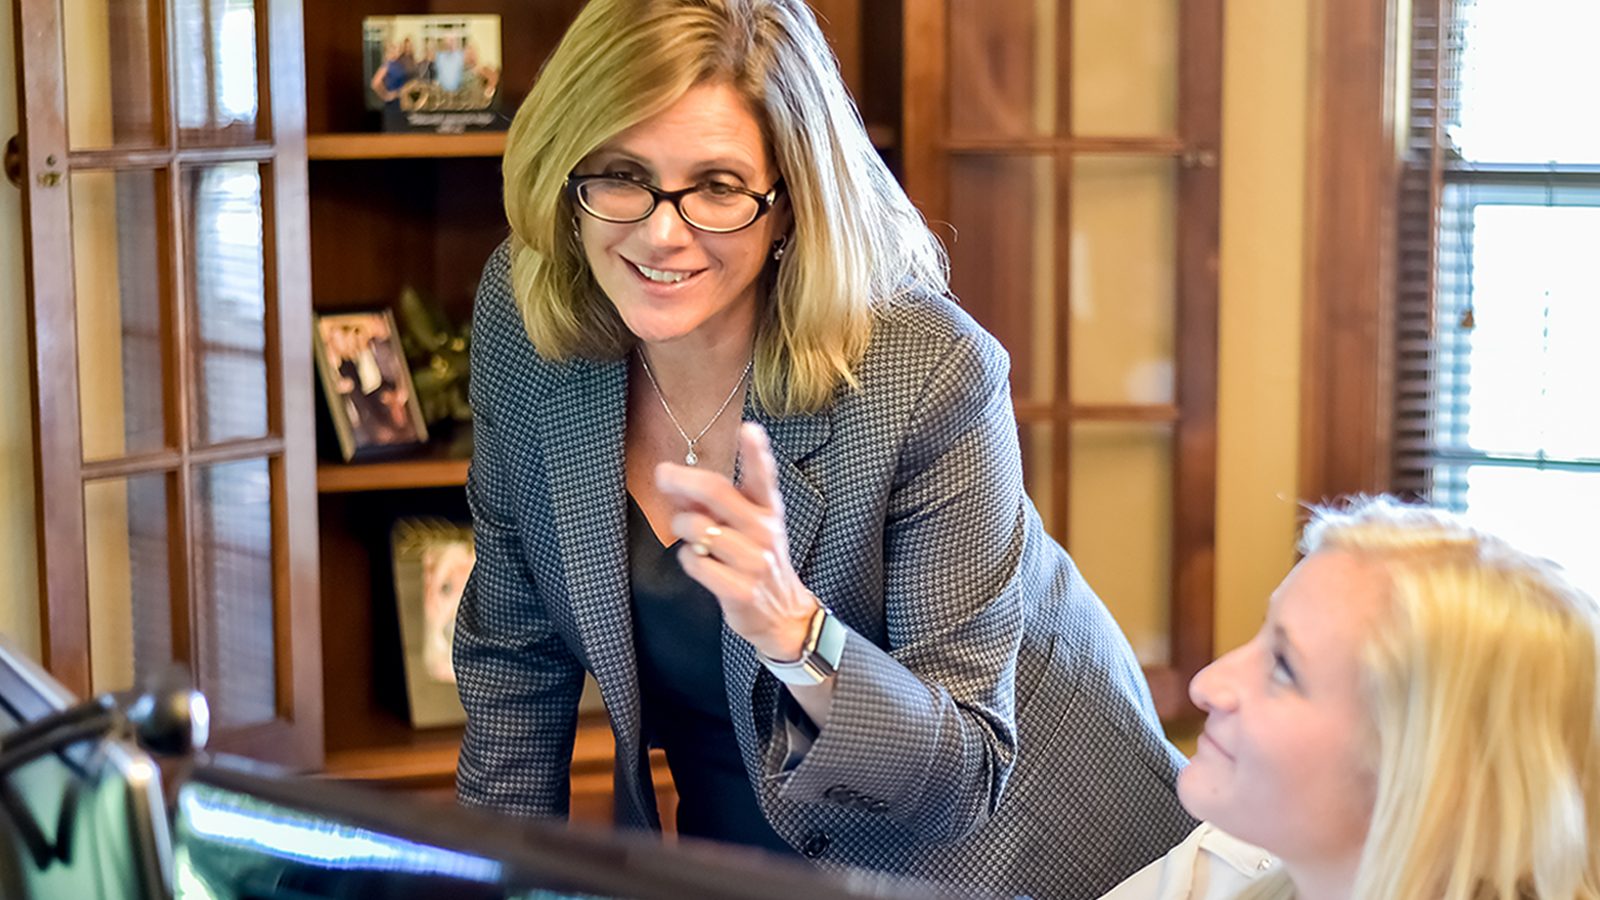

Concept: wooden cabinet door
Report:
left=902, top=0, right=1222, bottom=719
left=12, top=0, right=322, bottom=767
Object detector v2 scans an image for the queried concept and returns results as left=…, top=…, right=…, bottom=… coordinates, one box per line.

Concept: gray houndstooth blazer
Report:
left=454, top=242, right=1197, bottom=899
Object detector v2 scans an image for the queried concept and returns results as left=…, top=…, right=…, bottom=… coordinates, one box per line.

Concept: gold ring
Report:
left=690, top=525, right=722, bottom=557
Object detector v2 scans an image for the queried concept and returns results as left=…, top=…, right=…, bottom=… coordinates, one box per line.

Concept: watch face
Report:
left=759, top=608, right=844, bottom=686
left=814, top=608, right=846, bottom=669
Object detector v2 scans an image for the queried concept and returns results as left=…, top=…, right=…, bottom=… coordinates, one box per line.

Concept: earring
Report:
left=571, top=216, right=582, bottom=240
left=772, top=236, right=789, bottom=262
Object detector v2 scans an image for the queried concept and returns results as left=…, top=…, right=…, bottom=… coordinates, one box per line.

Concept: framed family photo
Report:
left=362, top=14, right=504, bottom=133
left=390, top=518, right=475, bottom=728
left=313, top=309, right=429, bottom=462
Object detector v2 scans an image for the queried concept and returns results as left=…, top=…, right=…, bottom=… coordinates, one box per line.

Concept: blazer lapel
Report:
left=536, top=357, right=652, bottom=810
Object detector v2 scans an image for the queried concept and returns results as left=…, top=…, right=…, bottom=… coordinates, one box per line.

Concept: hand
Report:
left=656, top=422, right=820, bottom=661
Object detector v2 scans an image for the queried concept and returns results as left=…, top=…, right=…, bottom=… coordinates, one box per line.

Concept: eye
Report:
left=699, top=180, right=743, bottom=196
left=1270, top=650, right=1298, bottom=687
left=600, top=168, right=648, bottom=183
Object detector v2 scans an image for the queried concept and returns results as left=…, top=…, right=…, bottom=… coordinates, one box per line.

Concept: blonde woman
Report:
left=1103, top=496, right=1600, bottom=900
left=452, top=0, right=1194, bottom=896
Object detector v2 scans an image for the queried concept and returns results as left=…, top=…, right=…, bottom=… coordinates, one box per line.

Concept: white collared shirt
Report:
left=1098, top=823, right=1280, bottom=900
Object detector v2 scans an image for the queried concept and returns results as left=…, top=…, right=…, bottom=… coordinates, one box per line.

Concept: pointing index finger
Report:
left=739, top=422, right=784, bottom=513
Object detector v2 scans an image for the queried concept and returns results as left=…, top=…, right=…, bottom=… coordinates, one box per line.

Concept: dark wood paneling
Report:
left=268, top=0, right=325, bottom=769
left=1299, top=0, right=1403, bottom=504
left=1170, top=0, right=1223, bottom=707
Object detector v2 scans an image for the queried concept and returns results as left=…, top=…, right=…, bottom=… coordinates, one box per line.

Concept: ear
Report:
left=772, top=191, right=794, bottom=238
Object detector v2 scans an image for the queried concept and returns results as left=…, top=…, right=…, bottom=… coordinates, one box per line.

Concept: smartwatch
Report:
left=758, top=604, right=846, bottom=686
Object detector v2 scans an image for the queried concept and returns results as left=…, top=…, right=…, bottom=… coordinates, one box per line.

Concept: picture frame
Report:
left=389, top=517, right=604, bottom=728
left=362, top=14, right=505, bottom=133
left=312, top=309, right=429, bottom=462
left=390, top=518, right=474, bottom=728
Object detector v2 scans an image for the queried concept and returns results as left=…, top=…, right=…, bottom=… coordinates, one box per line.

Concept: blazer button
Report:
left=867, top=799, right=890, bottom=814
left=824, top=784, right=857, bottom=803
left=801, top=832, right=831, bottom=859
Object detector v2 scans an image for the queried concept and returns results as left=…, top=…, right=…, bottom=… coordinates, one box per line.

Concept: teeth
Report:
left=635, top=263, right=692, bottom=284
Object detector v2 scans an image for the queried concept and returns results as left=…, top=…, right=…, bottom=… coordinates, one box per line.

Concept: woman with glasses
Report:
left=454, top=1, right=1194, bottom=897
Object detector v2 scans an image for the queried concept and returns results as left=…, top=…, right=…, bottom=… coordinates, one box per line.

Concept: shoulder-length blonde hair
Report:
left=501, top=0, right=947, bottom=415
left=1244, top=497, right=1600, bottom=900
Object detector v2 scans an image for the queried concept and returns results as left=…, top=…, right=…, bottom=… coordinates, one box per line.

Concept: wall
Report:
left=1213, top=0, right=1310, bottom=659
left=0, top=0, right=40, bottom=660
left=0, top=0, right=1310, bottom=683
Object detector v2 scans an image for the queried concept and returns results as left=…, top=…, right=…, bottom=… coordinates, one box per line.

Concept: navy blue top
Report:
left=624, top=495, right=793, bottom=855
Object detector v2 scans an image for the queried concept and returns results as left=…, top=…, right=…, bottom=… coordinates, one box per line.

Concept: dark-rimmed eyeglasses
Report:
left=566, top=174, right=784, bottom=234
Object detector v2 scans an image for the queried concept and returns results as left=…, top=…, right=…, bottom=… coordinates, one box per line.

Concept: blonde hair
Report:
left=1260, top=496, right=1600, bottom=900
left=501, top=0, right=947, bottom=415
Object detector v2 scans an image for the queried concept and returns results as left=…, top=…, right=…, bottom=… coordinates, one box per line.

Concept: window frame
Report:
left=1305, top=0, right=1600, bottom=509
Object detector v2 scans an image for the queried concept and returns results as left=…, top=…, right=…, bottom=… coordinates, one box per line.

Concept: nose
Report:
left=1188, top=651, right=1240, bottom=714
left=640, top=193, right=695, bottom=248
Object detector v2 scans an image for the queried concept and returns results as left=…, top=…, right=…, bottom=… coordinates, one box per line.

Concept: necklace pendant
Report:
left=684, top=448, right=698, bottom=466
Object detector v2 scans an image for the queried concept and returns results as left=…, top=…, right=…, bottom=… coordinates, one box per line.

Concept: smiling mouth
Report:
left=629, top=260, right=702, bottom=285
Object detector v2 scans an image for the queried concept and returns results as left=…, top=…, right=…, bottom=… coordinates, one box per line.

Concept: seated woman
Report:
left=1105, top=495, right=1600, bottom=900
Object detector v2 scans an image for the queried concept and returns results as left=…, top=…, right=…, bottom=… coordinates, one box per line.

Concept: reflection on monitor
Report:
left=170, top=759, right=951, bottom=900
left=174, top=772, right=517, bottom=899
left=0, top=638, right=171, bottom=900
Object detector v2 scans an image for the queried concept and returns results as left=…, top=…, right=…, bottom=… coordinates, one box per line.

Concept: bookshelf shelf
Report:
left=307, top=132, right=507, bottom=160
left=317, top=458, right=470, bottom=494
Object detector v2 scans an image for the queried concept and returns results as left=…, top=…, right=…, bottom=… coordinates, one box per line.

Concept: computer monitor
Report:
left=0, top=636, right=172, bottom=900
left=171, top=758, right=963, bottom=900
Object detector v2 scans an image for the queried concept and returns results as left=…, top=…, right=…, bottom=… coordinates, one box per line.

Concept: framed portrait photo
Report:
left=313, top=309, right=429, bottom=462
left=390, top=518, right=473, bottom=728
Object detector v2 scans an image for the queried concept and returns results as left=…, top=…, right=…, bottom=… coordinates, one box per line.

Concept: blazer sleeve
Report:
left=773, top=326, right=1029, bottom=844
left=454, top=245, right=586, bottom=818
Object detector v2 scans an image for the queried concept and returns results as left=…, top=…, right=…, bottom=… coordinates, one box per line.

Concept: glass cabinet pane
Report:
left=72, top=170, right=172, bottom=461
left=85, top=474, right=174, bottom=694
left=1069, top=422, right=1173, bottom=666
left=1017, top=419, right=1058, bottom=538
left=183, top=163, right=270, bottom=445
left=948, top=154, right=1058, bottom=404
left=194, top=458, right=276, bottom=728
left=1071, top=0, right=1178, bottom=137
left=1069, top=156, right=1177, bottom=405
left=173, top=0, right=261, bottom=144
left=948, top=0, right=1058, bottom=139
left=64, top=0, right=162, bottom=150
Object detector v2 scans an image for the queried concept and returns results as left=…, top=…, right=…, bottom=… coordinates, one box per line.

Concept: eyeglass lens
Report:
left=578, top=179, right=760, bottom=231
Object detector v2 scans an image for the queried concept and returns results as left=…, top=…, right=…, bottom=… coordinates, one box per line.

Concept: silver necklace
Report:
left=636, top=349, right=752, bottom=466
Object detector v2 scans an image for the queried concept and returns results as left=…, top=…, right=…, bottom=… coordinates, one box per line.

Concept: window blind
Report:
left=1394, top=0, right=1600, bottom=593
